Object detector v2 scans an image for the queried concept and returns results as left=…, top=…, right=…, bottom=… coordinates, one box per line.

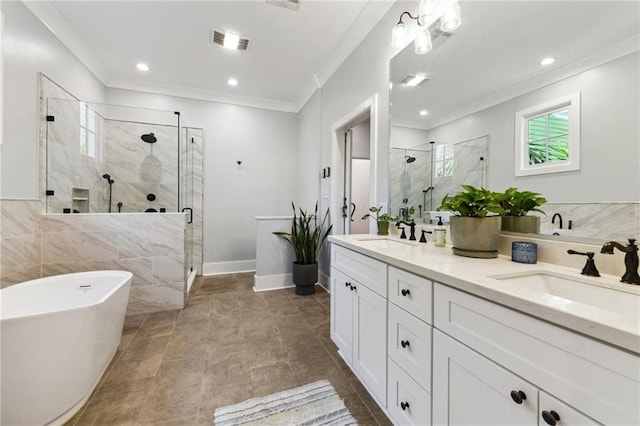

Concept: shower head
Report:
left=405, top=156, right=416, bottom=163
left=102, top=174, right=111, bottom=180
left=141, top=133, right=157, bottom=144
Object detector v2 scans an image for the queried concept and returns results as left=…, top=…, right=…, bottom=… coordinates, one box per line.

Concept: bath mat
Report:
left=213, top=379, right=357, bottom=426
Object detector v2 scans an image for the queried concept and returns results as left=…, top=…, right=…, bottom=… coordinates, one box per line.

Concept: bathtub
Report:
left=1, top=270, right=132, bottom=426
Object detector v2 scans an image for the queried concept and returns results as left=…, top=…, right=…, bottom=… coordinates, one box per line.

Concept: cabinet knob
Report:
left=510, top=390, right=527, bottom=404
left=400, top=339, right=410, bottom=348
left=351, top=284, right=357, bottom=291
left=400, top=401, right=410, bottom=411
left=541, top=410, right=560, bottom=425
left=401, top=288, right=411, bottom=296
left=345, top=282, right=350, bottom=287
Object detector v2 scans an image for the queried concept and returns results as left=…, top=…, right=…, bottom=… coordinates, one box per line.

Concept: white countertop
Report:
left=329, top=234, right=640, bottom=354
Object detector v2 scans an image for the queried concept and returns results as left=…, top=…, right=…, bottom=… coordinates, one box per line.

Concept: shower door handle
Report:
left=350, top=203, right=356, bottom=222
left=182, top=207, right=193, bottom=224
left=342, top=197, right=348, bottom=218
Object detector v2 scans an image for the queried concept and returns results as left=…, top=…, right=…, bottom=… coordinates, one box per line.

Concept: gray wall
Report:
left=1, top=1, right=106, bottom=199
left=426, top=52, right=640, bottom=203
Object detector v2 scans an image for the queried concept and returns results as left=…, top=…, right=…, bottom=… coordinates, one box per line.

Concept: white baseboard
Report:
left=253, top=273, right=295, bottom=292
left=319, top=270, right=330, bottom=293
left=202, top=260, right=256, bottom=276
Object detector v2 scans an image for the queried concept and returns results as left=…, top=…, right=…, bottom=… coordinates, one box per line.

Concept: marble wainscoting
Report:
left=537, top=202, right=639, bottom=241
left=0, top=200, right=43, bottom=288
left=40, top=213, right=187, bottom=315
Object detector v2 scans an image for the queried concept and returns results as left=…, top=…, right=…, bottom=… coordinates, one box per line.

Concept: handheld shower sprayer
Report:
left=102, top=173, right=115, bottom=212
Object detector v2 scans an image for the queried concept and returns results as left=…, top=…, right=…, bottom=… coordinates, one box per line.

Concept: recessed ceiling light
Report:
left=401, top=73, right=430, bottom=87
left=136, top=63, right=149, bottom=72
left=540, top=57, right=556, bottom=66
left=227, top=78, right=238, bottom=86
left=419, top=110, right=428, bottom=116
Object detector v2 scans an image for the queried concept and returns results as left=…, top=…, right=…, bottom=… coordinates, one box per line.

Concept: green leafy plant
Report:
left=495, top=187, right=546, bottom=216
left=361, top=206, right=397, bottom=223
left=437, top=184, right=502, bottom=218
left=273, top=202, right=333, bottom=265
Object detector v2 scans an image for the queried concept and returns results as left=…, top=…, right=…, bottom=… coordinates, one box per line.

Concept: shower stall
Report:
left=389, top=136, right=488, bottom=222
left=39, top=75, right=203, bottom=313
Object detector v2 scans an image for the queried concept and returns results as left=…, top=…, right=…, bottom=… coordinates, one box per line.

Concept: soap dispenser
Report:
left=434, top=216, right=447, bottom=247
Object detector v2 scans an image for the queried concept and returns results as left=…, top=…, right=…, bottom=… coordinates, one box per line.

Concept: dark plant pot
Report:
left=450, top=216, right=502, bottom=258
left=377, top=221, right=390, bottom=235
left=501, top=216, right=541, bottom=234
left=292, top=262, right=318, bottom=295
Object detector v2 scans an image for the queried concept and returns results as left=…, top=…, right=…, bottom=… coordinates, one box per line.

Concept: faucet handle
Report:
left=399, top=227, right=407, bottom=239
left=567, top=249, right=600, bottom=277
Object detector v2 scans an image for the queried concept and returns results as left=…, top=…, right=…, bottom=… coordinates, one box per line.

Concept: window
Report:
left=80, top=102, right=97, bottom=158
left=435, top=144, right=454, bottom=177
left=514, top=93, right=580, bottom=176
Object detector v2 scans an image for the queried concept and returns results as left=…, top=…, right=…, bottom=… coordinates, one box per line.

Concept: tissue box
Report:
left=512, top=242, right=537, bottom=264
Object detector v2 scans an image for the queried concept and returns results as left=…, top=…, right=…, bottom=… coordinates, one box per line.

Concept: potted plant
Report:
left=273, top=202, right=333, bottom=295
left=495, top=187, right=546, bottom=233
left=362, top=206, right=397, bottom=235
left=437, top=184, right=502, bottom=258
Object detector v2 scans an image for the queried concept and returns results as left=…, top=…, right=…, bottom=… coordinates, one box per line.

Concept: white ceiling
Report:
left=30, top=0, right=394, bottom=112
left=390, top=1, right=640, bottom=130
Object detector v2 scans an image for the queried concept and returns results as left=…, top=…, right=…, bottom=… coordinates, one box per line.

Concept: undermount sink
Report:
left=490, top=271, right=640, bottom=319
left=354, top=238, right=417, bottom=250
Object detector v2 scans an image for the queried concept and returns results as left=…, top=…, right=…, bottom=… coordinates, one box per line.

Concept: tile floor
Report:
left=69, top=273, right=392, bottom=425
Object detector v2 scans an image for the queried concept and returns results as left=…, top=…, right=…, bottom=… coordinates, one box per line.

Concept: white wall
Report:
left=295, top=89, right=322, bottom=211
left=426, top=52, right=640, bottom=203
left=106, top=88, right=298, bottom=271
left=0, top=1, right=106, bottom=199
left=390, top=125, right=429, bottom=149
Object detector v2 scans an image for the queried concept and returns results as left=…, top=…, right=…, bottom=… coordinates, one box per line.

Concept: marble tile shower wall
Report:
left=389, top=137, right=486, bottom=219
left=104, top=121, right=179, bottom=213
left=0, top=200, right=42, bottom=288
left=40, top=213, right=187, bottom=315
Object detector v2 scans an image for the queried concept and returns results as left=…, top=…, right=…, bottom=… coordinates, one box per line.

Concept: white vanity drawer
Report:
left=331, top=245, right=387, bottom=297
left=388, top=358, right=431, bottom=426
left=434, top=283, right=639, bottom=426
left=388, top=302, right=432, bottom=391
left=389, top=266, right=432, bottom=323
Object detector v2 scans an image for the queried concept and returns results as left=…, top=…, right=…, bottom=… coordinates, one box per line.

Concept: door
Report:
left=342, top=118, right=372, bottom=234
left=433, top=330, right=538, bottom=426
left=353, top=282, right=387, bottom=405
left=331, top=268, right=354, bottom=364
left=342, top=128, right=354, bottom=234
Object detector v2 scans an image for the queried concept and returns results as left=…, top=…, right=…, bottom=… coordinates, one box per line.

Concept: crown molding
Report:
left=22, top=0, right=110, bottom=85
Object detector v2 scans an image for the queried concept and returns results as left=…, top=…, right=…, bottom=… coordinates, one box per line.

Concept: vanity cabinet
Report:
left=433, top=284, right=638, bottom=426
left=387, top=266, right=433, bottom=426
left=330, top=246, right=387, bottom=406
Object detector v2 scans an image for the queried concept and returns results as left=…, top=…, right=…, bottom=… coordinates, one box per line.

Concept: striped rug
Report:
left=213, top=380, right=357, bottom=425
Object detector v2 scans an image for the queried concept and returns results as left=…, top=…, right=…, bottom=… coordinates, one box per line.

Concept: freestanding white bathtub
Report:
left=1, top=270, right=132, bottom=426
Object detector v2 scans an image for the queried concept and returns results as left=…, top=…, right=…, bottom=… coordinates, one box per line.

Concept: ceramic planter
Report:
left=377, top=221, right=390, bottom=235
left=292, top=262, right=318, bottom=295
left=450, top=216, right=502, bottom=258
left=501, top=216, right=541, bottom=234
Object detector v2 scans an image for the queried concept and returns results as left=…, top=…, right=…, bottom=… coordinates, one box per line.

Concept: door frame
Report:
left=330, top=94, right=379, bottom=235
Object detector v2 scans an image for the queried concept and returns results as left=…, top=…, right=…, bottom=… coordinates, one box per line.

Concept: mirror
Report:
left=389, top=0, right=640, bottom=243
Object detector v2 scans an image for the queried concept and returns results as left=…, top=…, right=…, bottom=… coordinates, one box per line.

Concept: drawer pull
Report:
left=401, top=288, right=411, bottom=296
left=541, top=410, right=560, bottom=425
left=400, top=401, right=410, bottom=411
left=510, top=390, right=526, bottom=404
left=400, top=339, right=411, bottom=348
left=345, top=282, right=351, bottom=288
left=350, top=284, right=357, bottom=291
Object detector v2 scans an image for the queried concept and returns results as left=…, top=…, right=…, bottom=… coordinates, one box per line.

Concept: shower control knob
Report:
left=147, top=193, right=156, bottom=202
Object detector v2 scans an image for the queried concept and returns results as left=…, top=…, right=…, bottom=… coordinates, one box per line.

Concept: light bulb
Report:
left=414, top=27, right=432, bottom=55
left=223, top=32, right=240, bottom=50
left=418, top=0, right=436, bottom=24
left=391, top=22, right=408, bottom=49
left=440, top=2, right=461, bottom=32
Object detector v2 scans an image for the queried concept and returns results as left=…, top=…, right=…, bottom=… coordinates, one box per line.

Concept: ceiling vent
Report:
left=266, top=0, right=300, bottom=11
left=212, top=30, right=250, bottom=51
left=400, top=74, right=431, bottom=86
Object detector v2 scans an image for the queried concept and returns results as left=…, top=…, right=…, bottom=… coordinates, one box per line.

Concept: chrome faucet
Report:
left=600, top=238, right=640, bottom=284
left=396, top=220, right=416, bottom=240
left=551, top=213, right=563, bottom=229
